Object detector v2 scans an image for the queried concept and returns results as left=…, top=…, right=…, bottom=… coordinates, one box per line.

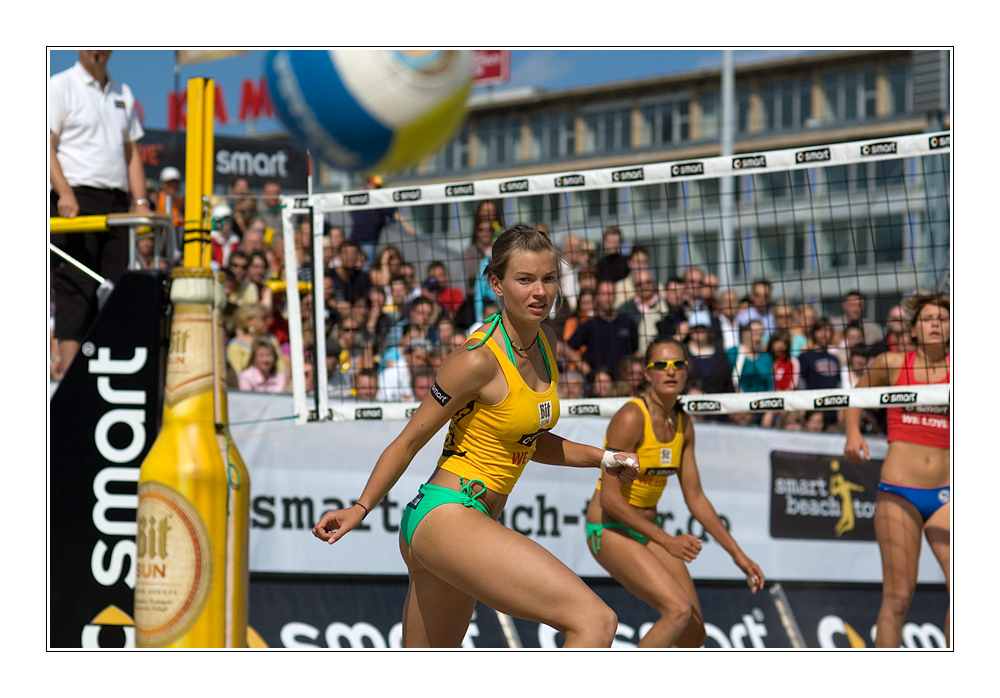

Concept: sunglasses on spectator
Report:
left=646, top=359, right=689, bottom=371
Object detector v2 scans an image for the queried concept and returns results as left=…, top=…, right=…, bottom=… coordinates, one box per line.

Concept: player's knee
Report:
left=584, top=601, right=618, bottom=647
left=881, top=585, right=915, bottom=617
left=663, top=598, right=694, bottom=629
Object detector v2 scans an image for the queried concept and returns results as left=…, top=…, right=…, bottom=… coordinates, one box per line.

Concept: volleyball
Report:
left=264, top=49, right=473, bottom=174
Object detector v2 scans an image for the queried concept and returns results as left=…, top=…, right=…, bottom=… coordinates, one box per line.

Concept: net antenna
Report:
left=283, top=130, right=950, bottom=423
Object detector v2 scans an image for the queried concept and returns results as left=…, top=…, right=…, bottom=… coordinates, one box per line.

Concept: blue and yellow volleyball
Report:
left=264, top=49, right=473, bottom=174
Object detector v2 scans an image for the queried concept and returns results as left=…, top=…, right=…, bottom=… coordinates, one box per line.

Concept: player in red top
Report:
left=844, top=292, right=950, bottom=647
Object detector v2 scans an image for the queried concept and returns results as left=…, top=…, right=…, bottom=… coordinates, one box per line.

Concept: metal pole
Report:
left=718, top=50, right=735, bottom=291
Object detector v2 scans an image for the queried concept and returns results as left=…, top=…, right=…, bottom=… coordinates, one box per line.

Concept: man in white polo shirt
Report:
left=49, top=50, right=151, bottom=376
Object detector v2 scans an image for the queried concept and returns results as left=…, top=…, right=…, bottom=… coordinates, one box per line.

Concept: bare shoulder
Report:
left=607, top=399, right=645, bottom=450
left=864, top=351, right=904, bottom=387
left=541, top=323, right=558, bottom=350
left=434, top=334, right=499, bottom=400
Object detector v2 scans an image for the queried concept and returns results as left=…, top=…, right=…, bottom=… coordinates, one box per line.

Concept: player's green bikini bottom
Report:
left=401, top=478, right=491, bottom=547
left=586, top=522, right=650, bottom=554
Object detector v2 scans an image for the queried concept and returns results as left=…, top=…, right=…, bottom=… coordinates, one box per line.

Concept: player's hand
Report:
left=312, top=505, right=366, bottom=545
left=663, top=533, right=702, bottom=562
left=735, top=554, right=765, bottom=594
left=603, top=451, right=640, bottom=485
left=844, top=433, right=869, bottom=462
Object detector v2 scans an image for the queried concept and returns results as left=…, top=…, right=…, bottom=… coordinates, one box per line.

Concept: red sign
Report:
left=472, top=50, right=510, bottom=87
left=167, top=78, right=274, bottom=131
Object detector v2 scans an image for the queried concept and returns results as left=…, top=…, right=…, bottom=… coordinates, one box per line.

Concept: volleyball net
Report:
left=277, top=131, right=951, bottom=423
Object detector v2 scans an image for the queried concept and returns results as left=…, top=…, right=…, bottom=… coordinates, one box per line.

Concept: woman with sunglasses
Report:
left=585, top=336, right=765, bottom=647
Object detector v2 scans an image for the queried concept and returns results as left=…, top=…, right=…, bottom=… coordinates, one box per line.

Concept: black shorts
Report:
left=50, top=186, right=130, bottom=342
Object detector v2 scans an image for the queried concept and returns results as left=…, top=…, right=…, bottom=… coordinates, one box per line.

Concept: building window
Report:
left=583, top=106, right=632, bottom=154
left=736, top=87, right=752, bottom=134
left=822, top=69, right=879, bottom=123
left=888, top=64, right=911, bottom=115
left=530, top=112, right=576, bottom=161
left=699, top=91, right=720, bottom=140
left=477, top=117, right=522, bottom=168
left=639, top=97, right=689, bottom=147
left=427, top=126, right=469, bottom=174
left=760, top=79, right=812, bottom=132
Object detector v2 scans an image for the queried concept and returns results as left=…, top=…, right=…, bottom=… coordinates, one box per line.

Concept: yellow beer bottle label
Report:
left=164, top=304, right=213, bottom=408
left=134, top=481, right=214, bottom=647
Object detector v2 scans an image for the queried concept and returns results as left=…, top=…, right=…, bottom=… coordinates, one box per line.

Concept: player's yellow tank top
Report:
left=438, top=326, right=559, bottom=494
left=596, top=397, right=683, bottom=508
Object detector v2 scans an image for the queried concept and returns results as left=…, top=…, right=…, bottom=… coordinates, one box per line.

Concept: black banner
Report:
left=139, top=129, right=309, bottom=190
left=770, top=451, right=882, bottom=541
left=781, top=582, right=949, bottom=648
left=245, top=575, right=948, bottom=649
left=49, top=271, right=170, bottom=647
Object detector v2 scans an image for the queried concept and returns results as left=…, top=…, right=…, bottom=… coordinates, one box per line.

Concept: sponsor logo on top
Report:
left=393, top=189, right=422, bottom=202
left=554, top=174, right=585, bottom=188
left=671, top=162, right=705, bottom=177
left=733, top=155, right=767, bottom=170
left=685, top=399, right=722, bottom=413
left=445, top=183, right=476, bottom=197
left=355, top=407, right=383, bottom=420
left=750, top=397, right=784, bottom=411
left=499, top=179, right=529, bottom=194
left=861, top=141, right=898, bottom=157
left=880, top=391, right=917, bottom=405
left=612, top=167, right=645, bottom=182
left=796, top=147, right=832, bottom=164
left=929, top=134, right=950, bottom=150
left=344, top=193, right=369, bottom=206
left=569, top=404, right=601, bottom=416
left=814, top=395, right=850, bottom=409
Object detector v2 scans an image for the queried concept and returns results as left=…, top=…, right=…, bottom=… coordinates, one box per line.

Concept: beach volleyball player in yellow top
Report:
left=313, top=225, right=639, bottom=648
left=586, top=336, right=764, bottom=647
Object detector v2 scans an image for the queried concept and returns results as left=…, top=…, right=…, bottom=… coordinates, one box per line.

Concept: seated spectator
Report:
left=685, top=310, right=734, bottom=397
left=330, top=241, right=372, bottom=322
left=716, top=288, right=742, bottom=352
left=595, top=226, right=629, bottom=284
left=778, top=411, right=806, bottom=431
left=369, top=245, right=404, bottom=290
left=797, top=318, right=843, bottom=427
left=210, top=203, right=240, bottom=269
left=377, top=336, right=433, bottom=402
left=726, top=320, right=774, bottom=393
left=365, top=285, right=392, bottom=356
left=410, top=365, right=437, bottom=402
left=830, top=290, right=884, bottom=348
left=566, top=279, right=639, bottom=383
left=734, top=279, right=776, bottom=337
left=238, top=337, right=286, bottom=393
left=352, top=367, right=380, bottom=401
left=385, top=296, right=440, bottom=350
left=227, top=251, right=258, bottom=307
left=227, top=304, right=270, bottom=374
left=588, top=369, right=616, bottom=398
left=558, top=369, right=586, bottom=399
left=798, top=318, right=843, bottom=390
left=769, top=329, right=800, bottom=391
left=618, top=266, right=669, bottom=357
left=616, top=355, right=647, bottom=397
left=771, top=300, right=807, bottom=358
left=246, top=251, right=274, bottom=314
left=562, top=289, right=595, bottom=345
left=843, top=345, right=871, bottom=389
left=426, top=260, right=465, bottom=315
left=241, top=217, right=267, bottom=256
left=654, top=277, right=689, bottom=340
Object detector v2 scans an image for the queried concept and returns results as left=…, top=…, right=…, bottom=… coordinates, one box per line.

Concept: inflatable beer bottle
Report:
left=211, top=271, right=250, bottom=648
left=133, top=267, right=249, bottom=647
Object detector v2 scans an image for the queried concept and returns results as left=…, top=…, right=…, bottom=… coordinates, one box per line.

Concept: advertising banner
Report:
left=138, top=129, right=308, bottom=190
left=49, top=271, right=169, bottom=648
left=228, top=393, right=947, bottom=585
left=246, top=576, right=948, bottom=649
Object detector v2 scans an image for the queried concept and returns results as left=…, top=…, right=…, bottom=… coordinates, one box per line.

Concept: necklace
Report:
left=500, top=317, right=538, bottom=353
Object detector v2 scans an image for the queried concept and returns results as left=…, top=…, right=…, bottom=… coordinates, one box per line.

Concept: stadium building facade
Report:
left=320, top=49, right=950, bottom=319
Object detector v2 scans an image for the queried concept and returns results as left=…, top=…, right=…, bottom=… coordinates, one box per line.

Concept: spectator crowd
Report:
left=53, top=171, right=919, bottom=437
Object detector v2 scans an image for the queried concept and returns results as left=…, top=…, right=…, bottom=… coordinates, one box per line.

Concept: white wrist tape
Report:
left=601, top=450, right=635, bottom=473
